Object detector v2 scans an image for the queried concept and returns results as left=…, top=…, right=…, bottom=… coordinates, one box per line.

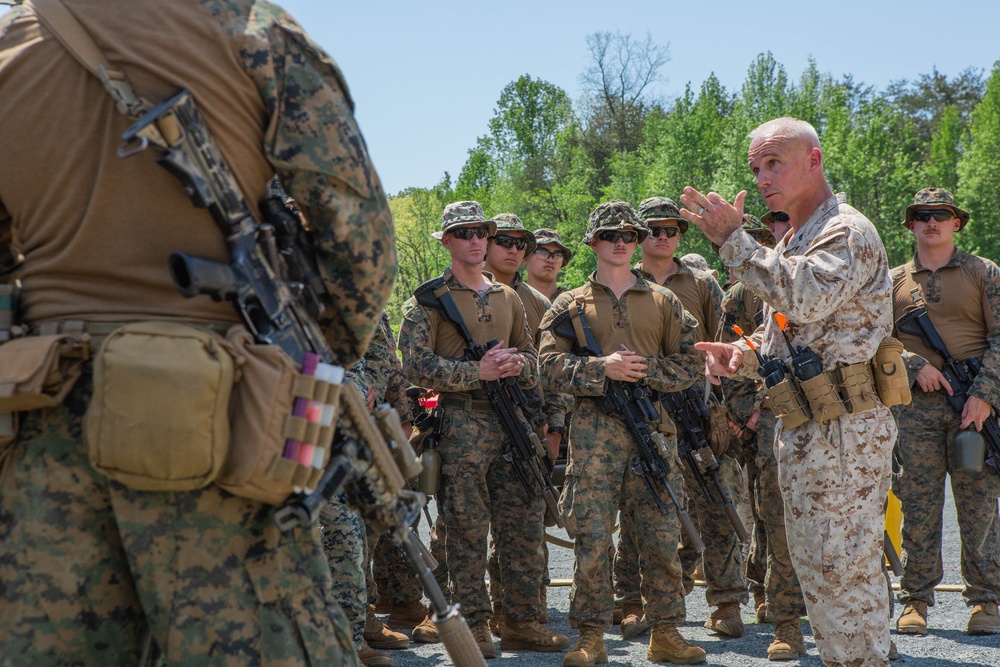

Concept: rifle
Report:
left=119, top=89, right=485, bottom=667
left=896, top=304, right=1000, bottom=475
left=661, top=387, right=750, bottom=542
left=414, top=279, right=564, bottom=528
left=550, top=304, right=704, bottom=553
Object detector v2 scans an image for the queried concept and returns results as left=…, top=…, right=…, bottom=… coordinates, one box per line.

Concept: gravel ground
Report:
left=384, top=484, right=1000, bottom=666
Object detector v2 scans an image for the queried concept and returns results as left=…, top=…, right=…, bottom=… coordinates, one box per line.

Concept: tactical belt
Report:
left=32, top=319, right=234, bottom=346
left=439, top=394, right=494, bottom=414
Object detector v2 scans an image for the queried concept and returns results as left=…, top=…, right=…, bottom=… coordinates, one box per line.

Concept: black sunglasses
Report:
left=649, top=226, right=680, bottom=239
left=533, top=248, right=565, bottom=261
left=450, top=226, right=491, bottom=240
left=493, top=235, right=528, bottom=250
left=911, top=210, right=956, bottom=224
left=597, top=230, right=639, bottom=244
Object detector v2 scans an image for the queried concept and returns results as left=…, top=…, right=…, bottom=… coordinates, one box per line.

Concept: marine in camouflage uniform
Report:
left=0, top=2, right=394, bottom=665
left=683, top=117, right=897, bottom=666
left=525, top=228, right=574, bottom=303
left=891, top=188, right=1000, bottom=636
left=538, top=201, right=705, bottom=666
left=398, top=201, right=568, bottom=658
left=614, top=197, right=747, bottom=640
left=718, top=214, right=808, bottom=660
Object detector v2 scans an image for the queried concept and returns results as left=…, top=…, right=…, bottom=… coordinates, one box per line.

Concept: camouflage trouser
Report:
left=371, top=515, right=424, bottom=606
left=778, top=407, right=896, bottom=667
left=437, top=405, right=546, bottom=625
left=488, top=529, right=550, bottom=613
left=743, top=452, right=768, bottom=605
left=322, top=499, right=367, bottom=648
left=0, top=370, right=356, bottom=667
left=892, top=389, right=1000, bottom=607
left=562, top=399, right=687, bottom=628
left=751, top=410, right=805, bottom=621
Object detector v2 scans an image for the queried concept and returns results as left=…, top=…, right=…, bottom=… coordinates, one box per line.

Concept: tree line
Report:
left=386, top=34, right=1000, bottom=325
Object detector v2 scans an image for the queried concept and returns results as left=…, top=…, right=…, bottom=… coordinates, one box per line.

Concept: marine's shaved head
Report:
left=749, top=117, right=821, bottom=150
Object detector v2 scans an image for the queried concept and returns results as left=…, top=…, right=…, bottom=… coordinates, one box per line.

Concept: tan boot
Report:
left=620, top=602, right=650, bottom=640
left=386, top=600, right=428, bottom=630
left=500, top=619, right=570, bottom=652
left=968, top=601, right=1000, bottom=635
left=896, top=600, right=928, bottom=635
left=411, top=609, right=439, bottom=644
left=648, top=625, right=707, bottom=664
left=470, top=620, right=497, bottom=659
left=766, top=620, right=806, bottom=661
left=364, top=606, right=409, bottom=650
left=564, top=626, right=607, bottom=667
left=358, top=640, right=393, bottom=667
left=705, top=602, right=744, bottom=638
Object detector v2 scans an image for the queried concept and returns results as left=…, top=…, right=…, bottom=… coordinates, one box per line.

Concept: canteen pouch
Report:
left=762, top=376, right=811, bottom=429
left=218, top=327, right=340, bottom=505
left=871, top=336, right=911, bottom=408
left=799, top=372, right=847, bottom=423
left=86, top=322, right=234, bottom=491
left=836, top=362, right=879, bottom=414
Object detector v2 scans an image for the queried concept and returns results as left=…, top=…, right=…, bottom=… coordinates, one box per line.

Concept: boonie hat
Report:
left=432, top=201, right=496, bottom=239
left=532, top=228, right=573, bottom=266
left=492, top=213, right=537, bottom=255
left=902, top=188, right=970, bottom=231
left=583, top=201, right=648, bottom=244
left=638, top=196, right=688, bottom=234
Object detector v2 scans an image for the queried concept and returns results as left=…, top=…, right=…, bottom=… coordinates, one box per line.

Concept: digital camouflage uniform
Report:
left=723, top=193, right=896, bottom=666
left=399, top=266, right=543, bottom=627
left=0, top=2, right=394, bottom=665
left=324, top=496, right=369, bottom=649
left=891, top=248, right=1000, bottom=611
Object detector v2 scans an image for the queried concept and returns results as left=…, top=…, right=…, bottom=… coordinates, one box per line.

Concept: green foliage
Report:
left=958, top=61, right=1000, bottom=256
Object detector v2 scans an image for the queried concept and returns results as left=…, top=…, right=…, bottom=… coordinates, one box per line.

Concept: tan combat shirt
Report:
left=635, top=258, right=723, bottom=344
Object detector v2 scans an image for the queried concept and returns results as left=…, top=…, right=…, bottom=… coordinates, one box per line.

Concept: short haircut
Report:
left=749, top=117, right=820, bottom=150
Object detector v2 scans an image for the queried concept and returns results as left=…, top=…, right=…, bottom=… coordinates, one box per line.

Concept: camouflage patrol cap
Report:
left=533, top=228, right=573, bottom=266
left=903, top=188, right=970, bottom=231
left=491, top=213, right=537, bottom=255
left=638, top=196, right=688, bottom=234
left=432, top=200, right=497, bottom=239
left=583, top=201, right=648, bottom=244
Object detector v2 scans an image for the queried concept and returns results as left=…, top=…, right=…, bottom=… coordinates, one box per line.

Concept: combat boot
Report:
left=704, top=602, right=744, bottom=638
left=386, top=600, right=427, bottom=630
left=896, top=600, right=927, bottom=635
left=563, top=626, right=607, bottom=667
left=358, top=640, right=393, bottom=667
left=968, top=601, right=1000, bottom=635
left=500, top=619, right=570, bottom=652
left=648, top=625, right=707, bottom=664
left=411, top=608, right=440, bottom=644
left=470, top=620, right=497, bottom=659
left=766, top=620, right=805, bottom=661
left=364, top=606, right=409, bottom=650
left=620, top=602, right=650, bottom=640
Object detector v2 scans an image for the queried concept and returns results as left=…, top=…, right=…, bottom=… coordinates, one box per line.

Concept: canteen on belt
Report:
left=952, top=428, right=986, bottom=473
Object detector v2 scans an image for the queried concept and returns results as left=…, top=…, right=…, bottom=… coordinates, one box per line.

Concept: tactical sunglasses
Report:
left=533, top=248, right=566, bottom=261
left=911, top=210, right=956, bottom=223
left=449, top=226, right=491, bottom=240
left=597, top=230, right=639, bottom=244
left=493, top=235, right=528, bottom=250
left=648, top=226, right=680, bottom=239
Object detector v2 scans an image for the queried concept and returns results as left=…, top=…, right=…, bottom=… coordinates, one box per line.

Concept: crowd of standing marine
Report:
left=2, top=1, right=1000, bottom=666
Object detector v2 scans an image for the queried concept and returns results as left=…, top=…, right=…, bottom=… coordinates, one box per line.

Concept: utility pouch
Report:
left=86, top=321, right=234, bottom=491
left=217, top=327, right=340, bottom=505
left=0, top=333, right=89, bottom=412
left=707, top=403, right=732, bottom=457
left=836, top=362, right=878, bottom=414
left=799, top=372, right=847, bottom=423
left=762, top=376, right=811, bottom=429
left=871, top=336, right=911, bottom=408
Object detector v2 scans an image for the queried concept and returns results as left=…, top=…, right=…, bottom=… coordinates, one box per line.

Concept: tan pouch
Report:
left=799, top=372, right=847, bottom=423
left=871, top=336, right=912, bottom=408
left=836, top=362, right=879, bottom=414
left=86, top=321, right=235, bottom=491
left=0, top=334, right=89, bottom=412
left=217, top=327, right=340, bottom=505
left=707, top=403, right=732, bottom=457
left=762, top=376, right=812, bottom=429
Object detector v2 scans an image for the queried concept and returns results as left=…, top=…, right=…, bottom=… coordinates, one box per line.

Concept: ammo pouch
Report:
left=835, top=362, right=878, bottom=415
left=217, top=327, right=339, bottom=505
left=870, top=336, right=911, bottom=408
left=86, top=322, right=235, bottom=491
left=0, top=333, right=90, bottom=450
left=798, top=372, right=847, bottom=423
left=761, top=376, right=811, bottom=429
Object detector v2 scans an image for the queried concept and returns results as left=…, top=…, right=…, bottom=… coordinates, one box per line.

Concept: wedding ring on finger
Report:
left=697, top=206, right=705, bottom=215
